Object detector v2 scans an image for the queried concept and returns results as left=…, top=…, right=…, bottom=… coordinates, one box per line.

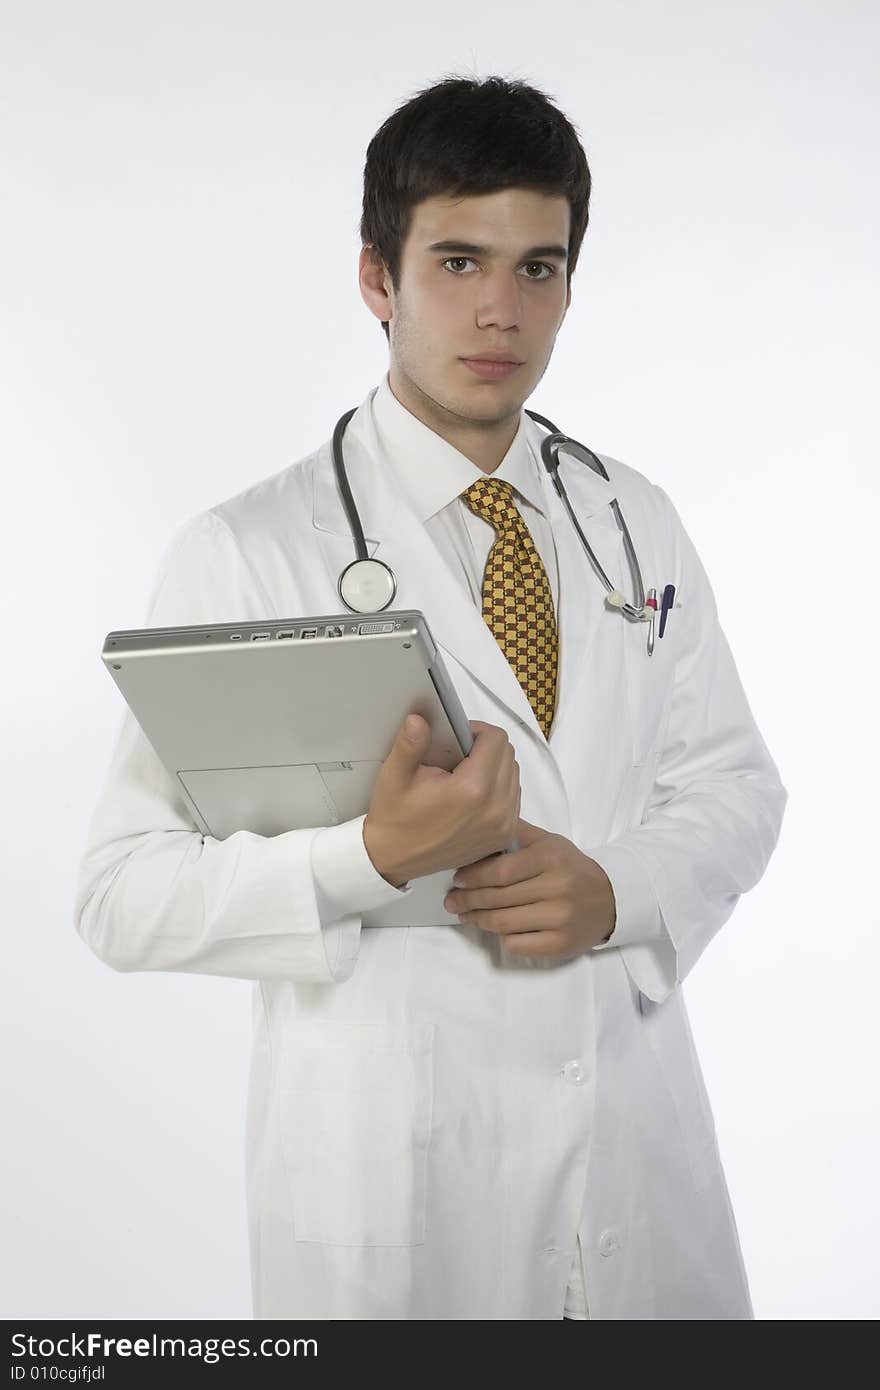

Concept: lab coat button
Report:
left=599, top=1228, right=621, bottom=1257
left=561, top=1059, right=587, bottom=1085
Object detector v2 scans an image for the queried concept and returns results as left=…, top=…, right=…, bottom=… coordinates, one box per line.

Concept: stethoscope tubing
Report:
left=331, top=405, right=646, bottom=621
left=525, top=410, right=646, bottom=621
left=332, top=407, right=365, bottom=558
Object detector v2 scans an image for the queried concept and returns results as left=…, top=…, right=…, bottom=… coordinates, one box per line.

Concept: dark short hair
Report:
left=359, top=74, right=592, bottom=341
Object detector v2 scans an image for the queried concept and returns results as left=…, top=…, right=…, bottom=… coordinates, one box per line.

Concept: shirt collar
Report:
left=370, top=371, right=548, bottom=522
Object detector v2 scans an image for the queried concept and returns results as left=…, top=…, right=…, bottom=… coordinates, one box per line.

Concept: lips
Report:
left=461, top=358, right=523, bottom=380
left=461, top=354, right=523, bottom=364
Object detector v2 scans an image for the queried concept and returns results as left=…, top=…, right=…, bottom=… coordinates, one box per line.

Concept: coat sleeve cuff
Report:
left=310, top=814, right=415, bottom=919
left=586, top=841, right=667, bottom=950
left=310, top=816, right=415, bottom=980
left=584, top=840, right=679, bottom=1003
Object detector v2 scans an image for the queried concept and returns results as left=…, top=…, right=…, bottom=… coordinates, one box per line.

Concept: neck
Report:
left=388, top=364, right=520, bottom=474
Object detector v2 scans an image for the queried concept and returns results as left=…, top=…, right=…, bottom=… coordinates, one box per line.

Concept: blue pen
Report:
left=658, top=584, right=676, bottom=638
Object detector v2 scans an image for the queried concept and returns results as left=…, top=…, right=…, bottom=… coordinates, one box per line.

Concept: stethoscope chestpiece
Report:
left=338, top=557, right=397, bottom=614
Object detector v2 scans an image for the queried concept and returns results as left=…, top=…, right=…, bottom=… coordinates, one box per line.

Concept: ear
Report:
left=359, top=244, right=394, bottom=327
left=561, top=278, right=572, bottom=322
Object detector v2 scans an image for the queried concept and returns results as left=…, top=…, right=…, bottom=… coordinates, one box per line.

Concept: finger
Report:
left=462, top=902, right=556, bottom=936
left=455, top=841, right=544, bottom=890
left=447, top=877, right=544, bottom=914
left=502, top=929, right=571, bottom=958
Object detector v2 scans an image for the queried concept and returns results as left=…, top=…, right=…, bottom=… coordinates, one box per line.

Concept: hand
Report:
left=364, top=716, right=521, bottom=888
left=443, top=817, right=616, bottom=958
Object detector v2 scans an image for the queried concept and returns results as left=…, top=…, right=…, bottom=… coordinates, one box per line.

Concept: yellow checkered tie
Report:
left=461, top=476, right=559, bottom=739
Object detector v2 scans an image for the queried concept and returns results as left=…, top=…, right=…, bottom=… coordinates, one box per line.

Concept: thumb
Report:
left=380, top=715, right=430, bottom=792
left=514, top=816, right=546, bottom=845
left=395, top=713, right=431, bottom=759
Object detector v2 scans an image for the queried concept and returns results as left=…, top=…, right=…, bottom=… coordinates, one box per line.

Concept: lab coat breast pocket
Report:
left=278, top=1020, right=436, bottom=1247
left=624, top=602, right=679, bottom=766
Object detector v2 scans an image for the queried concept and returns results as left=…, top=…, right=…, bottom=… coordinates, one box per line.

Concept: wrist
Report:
left=363, top=816, right=408, bottom=890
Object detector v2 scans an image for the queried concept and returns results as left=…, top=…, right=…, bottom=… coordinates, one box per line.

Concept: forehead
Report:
left=407, top=188, right=570, bottom=244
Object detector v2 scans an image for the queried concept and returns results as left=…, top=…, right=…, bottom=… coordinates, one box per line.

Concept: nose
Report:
left=475, top=271, right=522, bottom=333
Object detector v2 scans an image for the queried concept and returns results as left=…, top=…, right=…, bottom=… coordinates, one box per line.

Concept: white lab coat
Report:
left=74, top=384, right=788, bottom=1319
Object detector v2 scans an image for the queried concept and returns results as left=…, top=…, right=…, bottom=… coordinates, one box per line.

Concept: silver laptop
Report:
left=102, top=609, right=474, bottom=842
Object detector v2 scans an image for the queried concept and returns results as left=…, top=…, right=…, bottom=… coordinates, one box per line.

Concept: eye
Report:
left=522, top=262, right=556, bottom=280
left=441, top=257, right=557, bottom=280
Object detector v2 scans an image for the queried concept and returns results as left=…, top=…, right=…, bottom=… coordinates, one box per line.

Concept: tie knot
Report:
left=461, top=476, right=521, bottom=532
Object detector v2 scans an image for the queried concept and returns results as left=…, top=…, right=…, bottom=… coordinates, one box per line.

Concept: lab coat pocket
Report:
left=278, top=1020, right=436, bottom=1247
left=624, top=603, right=678, bottom=766
left=635, top=988, right=719, bottom=1194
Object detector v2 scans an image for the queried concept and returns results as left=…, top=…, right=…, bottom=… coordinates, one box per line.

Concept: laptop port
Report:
left=276, top=630, right=294, bottom=640
left=300, top=627, right=318, bottom=639
left=251, top=632, right=271, bottom=641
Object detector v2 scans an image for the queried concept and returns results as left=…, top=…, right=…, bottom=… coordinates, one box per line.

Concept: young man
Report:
left=75, top=75, right=788, bottom=1319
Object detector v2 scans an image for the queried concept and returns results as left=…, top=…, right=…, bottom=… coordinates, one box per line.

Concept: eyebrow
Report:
left=425, top=239, right=569, bottom=263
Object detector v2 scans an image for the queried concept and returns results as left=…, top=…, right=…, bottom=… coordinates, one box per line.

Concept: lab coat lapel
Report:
left=533, top=425, right=626, bottom=758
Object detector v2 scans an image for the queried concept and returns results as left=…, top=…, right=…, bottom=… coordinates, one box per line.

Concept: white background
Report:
left=1, top=0, right=877, bottom=1320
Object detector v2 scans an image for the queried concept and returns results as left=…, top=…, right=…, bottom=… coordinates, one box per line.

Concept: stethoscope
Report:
left=332, top=406, right=674, bottom=655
